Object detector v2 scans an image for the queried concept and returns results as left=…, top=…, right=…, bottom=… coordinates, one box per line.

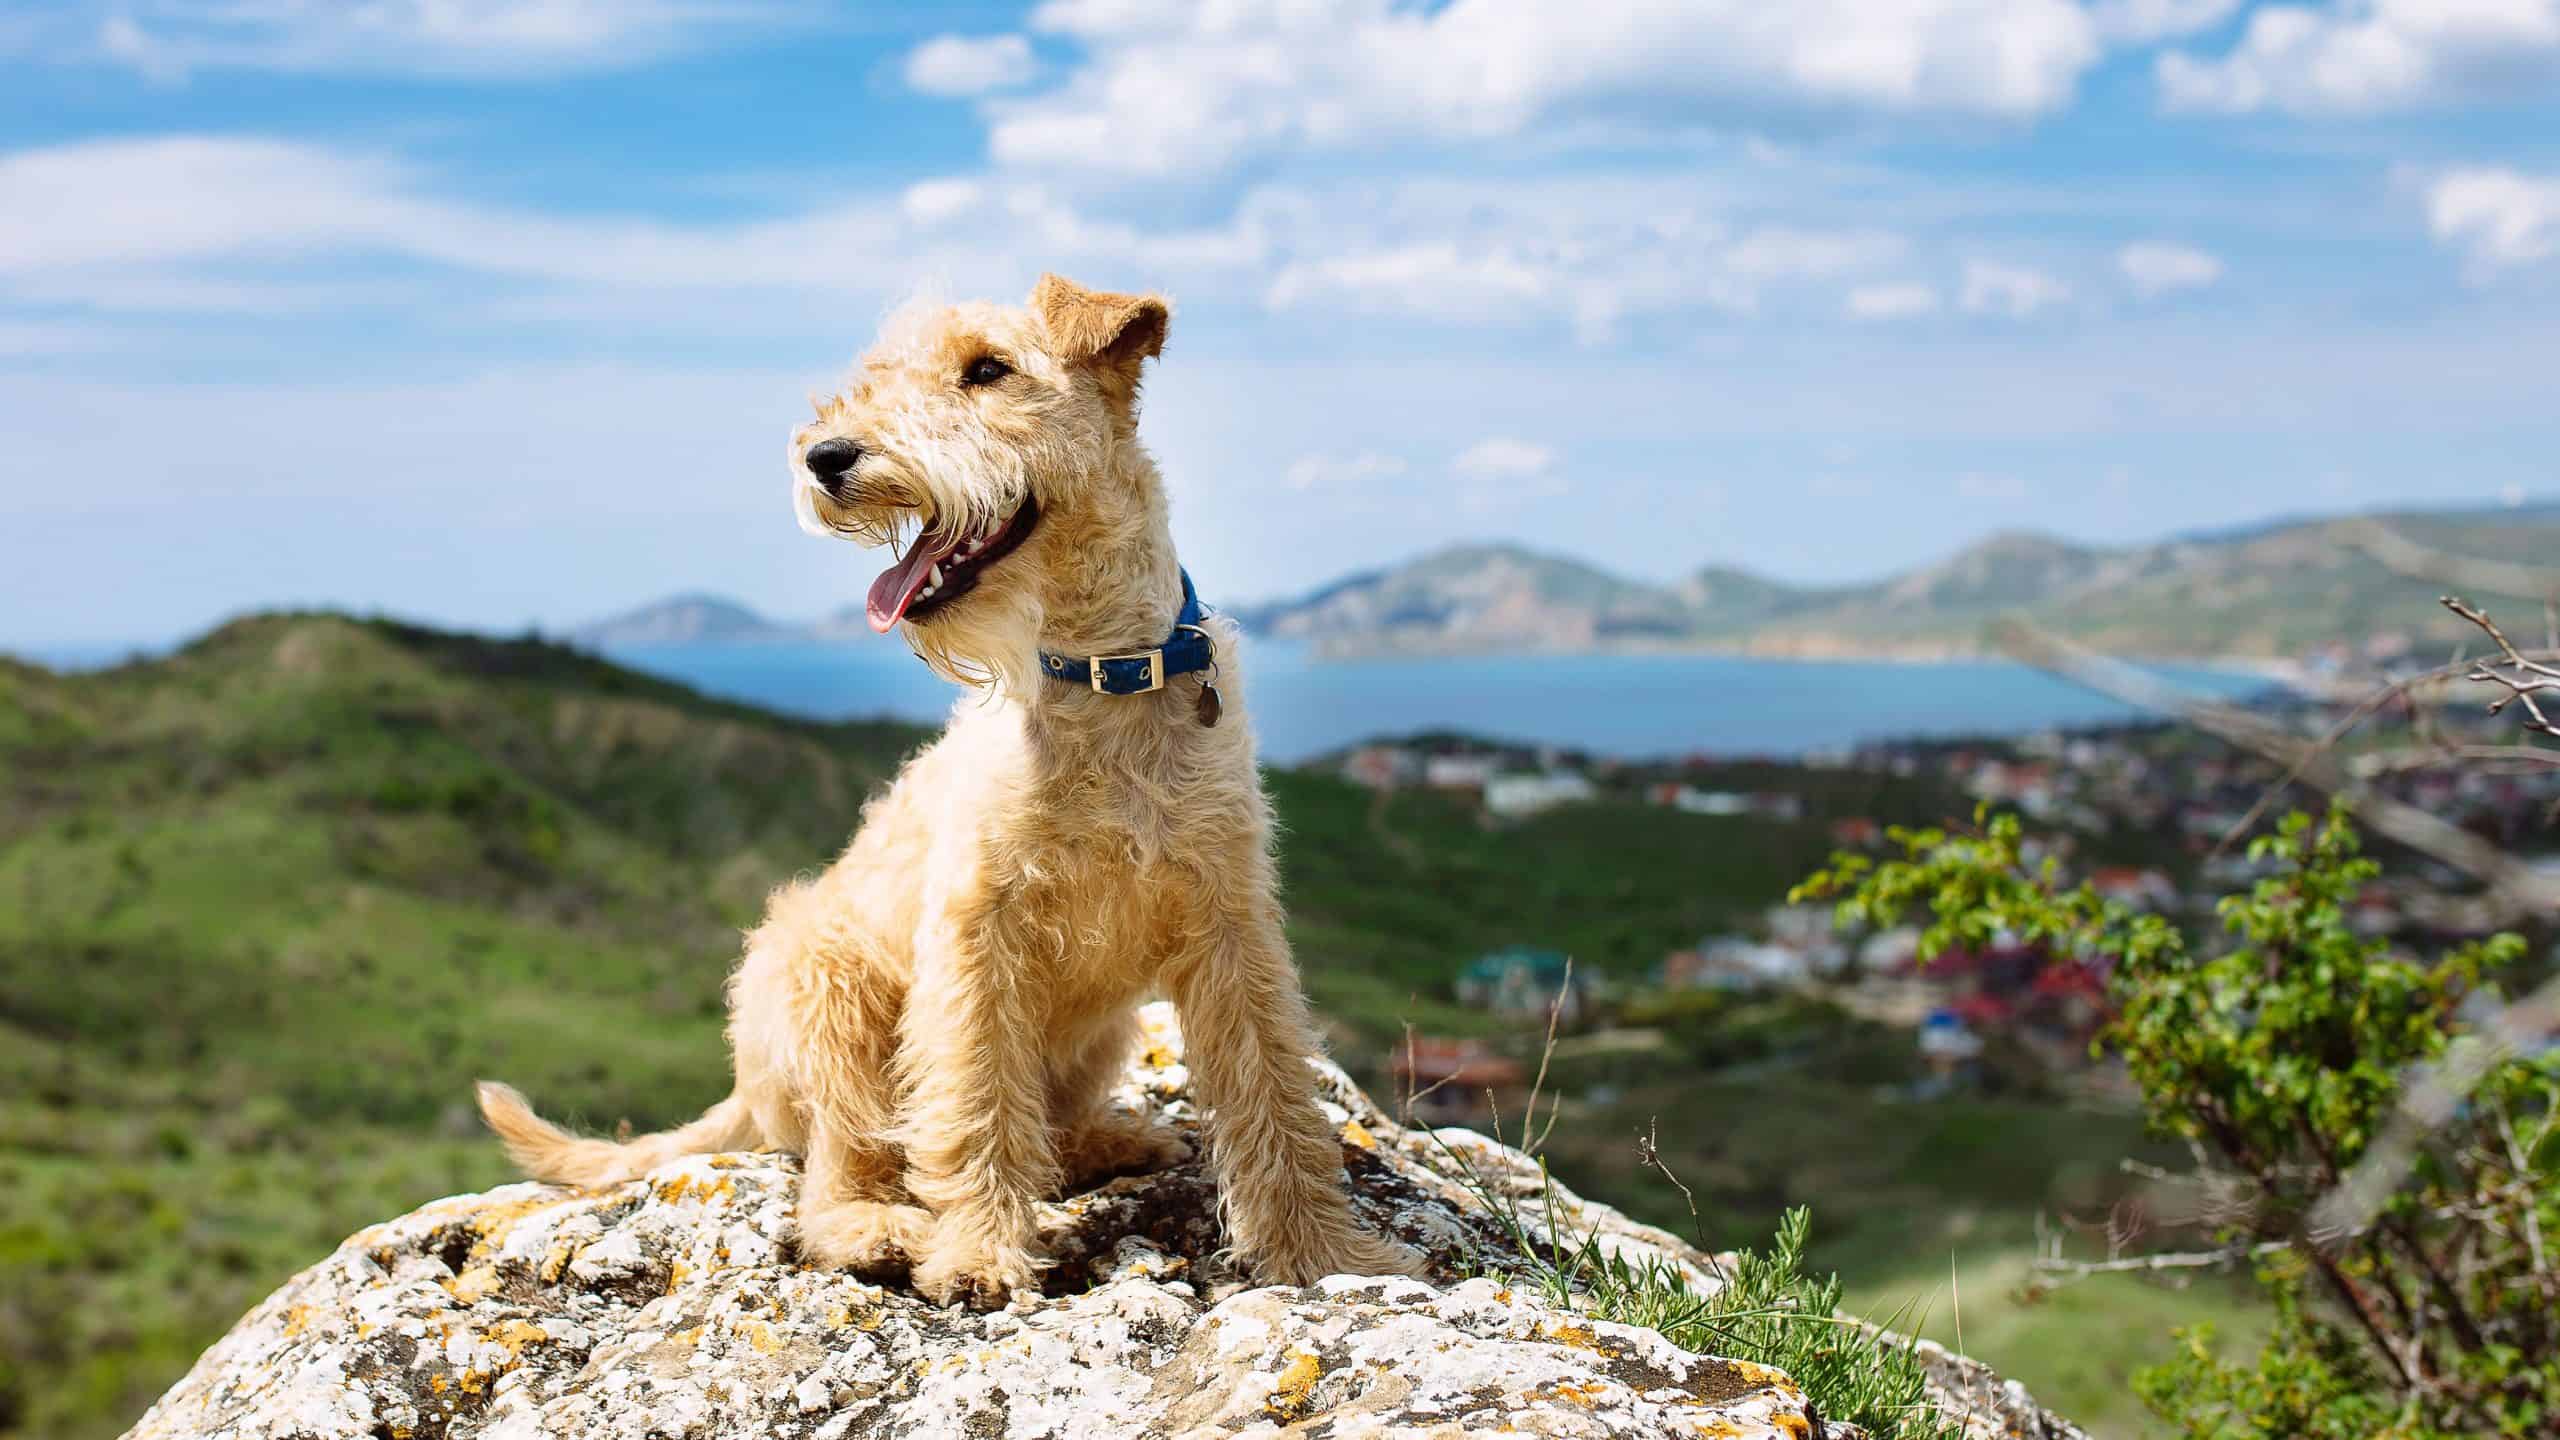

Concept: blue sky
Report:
left=4, top=1, right=2558, bottom=648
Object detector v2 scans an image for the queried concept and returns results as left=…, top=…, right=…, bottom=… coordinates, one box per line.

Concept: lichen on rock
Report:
left=125, top=1003, right=2078, bottom=1439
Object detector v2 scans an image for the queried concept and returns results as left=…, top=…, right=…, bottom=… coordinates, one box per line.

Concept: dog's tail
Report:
left=474, top=1081, right=757, bottom=1189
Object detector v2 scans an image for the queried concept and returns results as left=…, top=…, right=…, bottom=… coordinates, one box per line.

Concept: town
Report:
left=1323, top=678, right=2549, bottom=1124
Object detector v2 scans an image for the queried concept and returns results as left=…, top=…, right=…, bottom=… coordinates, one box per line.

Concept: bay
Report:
left=598, top=638, right=2281, bottom=763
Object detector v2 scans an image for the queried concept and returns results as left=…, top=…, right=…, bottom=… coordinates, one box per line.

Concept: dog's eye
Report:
left=962, top=356, right=1012, bottom=387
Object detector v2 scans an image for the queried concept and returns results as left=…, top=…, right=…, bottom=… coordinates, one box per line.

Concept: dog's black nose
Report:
left=804, top=438, right=865, bottom=488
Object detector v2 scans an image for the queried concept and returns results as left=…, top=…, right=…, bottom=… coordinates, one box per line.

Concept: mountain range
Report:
left=574, top=501, right=2555, bottom=663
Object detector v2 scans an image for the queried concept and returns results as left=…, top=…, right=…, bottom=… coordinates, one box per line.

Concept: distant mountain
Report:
left=1234, top=543, right=1695, bottom=651
left=578, top=501, right=2558, bottom=663
left=572, top=593, right=802, bottom=648
left=1240, top=503, right=2560, bottom=662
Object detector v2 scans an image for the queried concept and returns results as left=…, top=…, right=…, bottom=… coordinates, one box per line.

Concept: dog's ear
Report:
left=1031, top=273, right=1168, bottom=379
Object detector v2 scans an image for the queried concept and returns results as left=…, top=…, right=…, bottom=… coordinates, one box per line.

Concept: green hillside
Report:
left=2, top=615, right=2234, bottom=1438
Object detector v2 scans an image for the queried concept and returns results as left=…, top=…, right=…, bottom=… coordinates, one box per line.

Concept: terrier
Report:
left=478, top=273, right=1419, bottom=1306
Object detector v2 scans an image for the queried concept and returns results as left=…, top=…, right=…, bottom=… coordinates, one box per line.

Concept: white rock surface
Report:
left=125, top=1003, right=2081, bottom=1440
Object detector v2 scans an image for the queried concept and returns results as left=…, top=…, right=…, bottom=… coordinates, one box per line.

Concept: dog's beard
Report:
left=903, top=584, right=1046, bottom=695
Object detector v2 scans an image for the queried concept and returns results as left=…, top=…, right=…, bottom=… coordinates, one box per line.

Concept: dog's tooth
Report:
left=929, top=563, right=944, bottom=586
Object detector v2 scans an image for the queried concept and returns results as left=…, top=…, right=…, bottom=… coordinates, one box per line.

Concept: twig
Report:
left=2340, top=517, right=2560, bottom=603
left=1993, top=617, right=2560, bottom=917
left=2447, top=594, right=2560, bottom=738
left=2030, top=1240, right=2288, bottom=1282
left=1525, top=955, right=1573, bottom=1155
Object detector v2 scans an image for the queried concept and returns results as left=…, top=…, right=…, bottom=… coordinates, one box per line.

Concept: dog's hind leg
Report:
left=475, top=1085, right=758, bottom=1189
left=1048, top=1012, right=1190, bottom=1188
left=796, top=1121, right=934, bottom=1271
left=1167, top=882, right=1425, bottom=1286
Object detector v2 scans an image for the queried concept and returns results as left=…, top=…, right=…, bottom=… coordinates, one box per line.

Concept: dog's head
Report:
left=790, top=273, right=1169, bottom=683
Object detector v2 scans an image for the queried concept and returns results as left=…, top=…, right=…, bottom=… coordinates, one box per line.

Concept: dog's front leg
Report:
left=1169, top=887, right=1423, bottom=1286
left=897, top=914, right=1062, bottom=1308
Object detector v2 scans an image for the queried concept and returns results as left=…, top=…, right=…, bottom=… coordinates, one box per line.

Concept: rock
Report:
left=126, top=1003, right=2079, bottom=1440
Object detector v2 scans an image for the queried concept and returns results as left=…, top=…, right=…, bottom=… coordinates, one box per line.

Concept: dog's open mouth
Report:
left=865, top=495, right=1042, bottom=632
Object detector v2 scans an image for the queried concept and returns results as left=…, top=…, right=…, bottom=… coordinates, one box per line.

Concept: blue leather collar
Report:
left=1038, top=569, right=1215, bottom=695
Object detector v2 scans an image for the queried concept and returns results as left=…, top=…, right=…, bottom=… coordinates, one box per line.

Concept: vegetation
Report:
left=0, top=613, right=2239, bottom=1437
left=1797, top=806, right=2560, bottom=1437
left=1458, top=1155, right=1963, bottom=1440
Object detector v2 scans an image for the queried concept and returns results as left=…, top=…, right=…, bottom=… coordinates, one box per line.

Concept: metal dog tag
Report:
left=1194, top=678, right=1222, bottom=728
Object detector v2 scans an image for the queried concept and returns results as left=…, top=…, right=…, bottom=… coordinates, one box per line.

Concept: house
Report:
left=1423, top=754, right=1499, bottom=794
left=2087, top=867, right=2179, bottom=913
left=1829, top=816, right=1883, bottom=849
left=1455, top=947, right=1589, bottom=1024
left=1483, top=771, right=1597, bottom=819
left=1390, top=1037, right=1529, bottom=1126
left=1917, top=1007, right=1986, bottom=1090
left=1661, top=937, right=1805, bottom=992
left=1645, top=785, right=1801, bottom=820
left=1341, top=744, right=1422, bottom=790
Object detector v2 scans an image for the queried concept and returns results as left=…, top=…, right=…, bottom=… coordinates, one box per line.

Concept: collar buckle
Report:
left=1090, top=649, right=1165, bottom=694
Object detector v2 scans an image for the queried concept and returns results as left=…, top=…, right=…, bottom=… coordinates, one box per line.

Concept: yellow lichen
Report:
left=487, top=1320, right=550, bottom=1361
left=465, top=1192, right=574, bottom=1254
left=1541, top=1320, right=1615, bottom=1357
left=1526, top=1380, right=1609, bottom=1408
left=1340, top=1119, right=1378, bottom=1150
left=443, top=1264, right=501, bottom=1304
left=281, top=1304, right=313, bottom=1339
left=1265, top=1351, right=1325, bottom=1421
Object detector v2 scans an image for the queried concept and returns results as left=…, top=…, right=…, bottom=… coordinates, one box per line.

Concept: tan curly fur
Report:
left=477, top=273, right=1420, bottom=1307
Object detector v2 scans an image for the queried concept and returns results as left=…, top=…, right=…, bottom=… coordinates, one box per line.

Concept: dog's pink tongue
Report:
left=866, top=541, right=947, bottom=632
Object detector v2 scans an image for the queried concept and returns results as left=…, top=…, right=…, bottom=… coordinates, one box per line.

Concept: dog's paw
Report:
left=912, top=1239, right=1042, bottom=1310
left=1251, top=1230, right=1430, bottom=1286
left=1057, top=1114, right=1194, bottom=1185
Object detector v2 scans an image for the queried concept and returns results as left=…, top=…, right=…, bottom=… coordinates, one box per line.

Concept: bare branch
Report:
left=1992, top=616, right=2560, bottom=917
left=2447, top=594, right=2560, bottom=738
left=2340, top=517, right=2560, bottom=603
left=2030, top=1240, right=2289, bottom=1283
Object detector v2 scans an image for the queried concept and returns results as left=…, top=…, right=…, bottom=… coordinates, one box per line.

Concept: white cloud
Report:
left=0, top=136, right=1914, bottom=344
left=905, top=34, right=1039, bottom=97
left=1284, top=451, right=1407, bottom=491
left=2088, top=0, right=2246, bottom=42
left=1956, top=471, right=2030, bottom=500
left=2427, top=166, right=2560, bottom=269
left=2158, top=0, right=2560, bottom=114
left=1452, top=438, right=1557, bottom=480
left=1845, top=282, right=1941, bottom=320
left=1450, top=436, right=1564, bottom=513
left=0, top=136, right=1265, bottom=314
left=2117, top=241, right=2225, bottom=295
left=989, top=0, right=2100, bottom=178
left=1959, top=260, right=2072, bottom=317
left=1256, top=179, right=1901, bottom=341
left=86, top=0, right=789, bottom=78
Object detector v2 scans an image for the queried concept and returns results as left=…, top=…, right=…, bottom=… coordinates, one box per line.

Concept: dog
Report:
left=477, top=273, right=1419, bottom=1307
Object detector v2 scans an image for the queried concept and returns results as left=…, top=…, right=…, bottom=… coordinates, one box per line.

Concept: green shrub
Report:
left=1795, top=806, right=2559, bottom=1437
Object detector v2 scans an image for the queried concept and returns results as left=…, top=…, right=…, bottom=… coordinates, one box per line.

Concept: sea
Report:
left=588, top=639, right=2283, bottom=764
